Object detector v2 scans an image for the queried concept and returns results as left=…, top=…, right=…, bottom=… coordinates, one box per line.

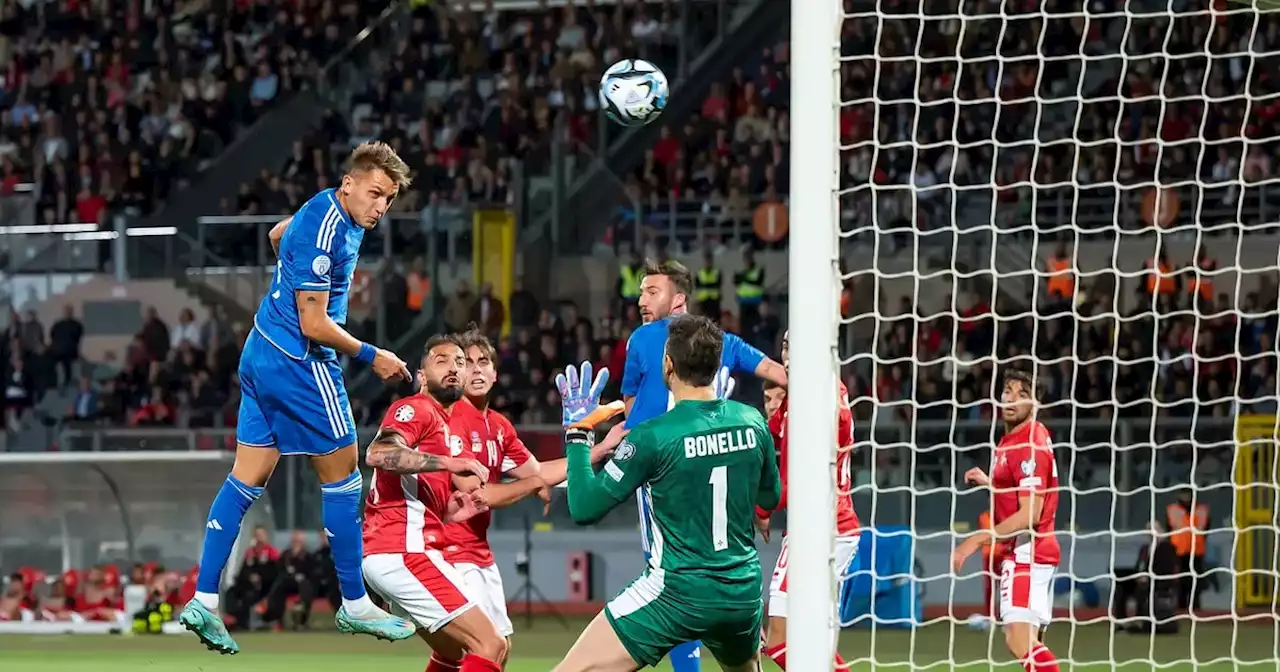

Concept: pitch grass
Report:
left=0, top=619, right=1275, bottom=671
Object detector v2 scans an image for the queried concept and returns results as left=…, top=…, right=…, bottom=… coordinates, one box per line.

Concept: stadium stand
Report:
left=0, top=0, right=391, bottom=223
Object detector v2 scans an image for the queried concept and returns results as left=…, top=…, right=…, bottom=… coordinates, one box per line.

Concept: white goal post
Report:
left=787, top=0, right=1280, bottom=670
left=786, top=0, right=842, bottom=670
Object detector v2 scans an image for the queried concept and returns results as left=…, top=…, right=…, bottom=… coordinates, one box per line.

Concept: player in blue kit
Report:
left=621, top=259, right=788, bottom=671
left=180, top=143, right=428, bottom=654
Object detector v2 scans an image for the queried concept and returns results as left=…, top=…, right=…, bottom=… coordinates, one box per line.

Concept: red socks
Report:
left=458, top=654, right=502, bottom=672
left=1024, top=643, right=1061, bottom=672
left=764, top=643, right=786, bottom=670
left=425, top=655, right=461, bottom=672
left=762, top=644, right=845, bottom=670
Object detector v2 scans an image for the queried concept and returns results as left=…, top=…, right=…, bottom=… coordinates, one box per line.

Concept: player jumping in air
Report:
left=621, top=259, right=786, bottom=672
left=361, top=335, right=507, bottom=672
left=181, top=142, right=430, bottom=653
left=425, top=329, right=624, bottom=672
left=952, top=369, right=1062, bottom=672
left=755, top=330, right=860, bottom=670
left=556, top=314, right=781, bottom=672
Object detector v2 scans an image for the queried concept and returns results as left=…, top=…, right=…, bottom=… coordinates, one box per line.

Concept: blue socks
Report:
left=321, top=471, right=368, bottom=602
left=670, top=641, right=702, bottom=671
left=195, top=475, right=264, bottom=598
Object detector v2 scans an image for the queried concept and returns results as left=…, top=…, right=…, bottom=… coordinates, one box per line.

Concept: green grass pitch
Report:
left=0, top=620, right=1275, bottom=671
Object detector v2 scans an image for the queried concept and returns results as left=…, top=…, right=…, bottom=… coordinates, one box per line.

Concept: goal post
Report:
left=786, top=0, right=842, bottom=670
left=801, top=0, right=1280, bottom=669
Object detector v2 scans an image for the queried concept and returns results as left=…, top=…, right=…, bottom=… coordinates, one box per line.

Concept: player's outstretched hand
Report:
left=590, top=422, right=630, bottom=463
left=372, top=348, right=411, bottom=382
left=557, top=361, right=622, bottom=430
left=441, top=456, right=490, bottom=482
left=964, top=467, right=990, bottom=487
left=712, top=366, right=735, bottom=400
left=446, top=489, right=489, bottom=523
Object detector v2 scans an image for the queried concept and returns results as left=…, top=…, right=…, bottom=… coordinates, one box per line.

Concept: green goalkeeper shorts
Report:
left=604, top=570, right=764, bottom=668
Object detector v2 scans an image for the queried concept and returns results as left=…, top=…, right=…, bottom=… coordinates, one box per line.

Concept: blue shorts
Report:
left=236, top=329, right=357, bottom=455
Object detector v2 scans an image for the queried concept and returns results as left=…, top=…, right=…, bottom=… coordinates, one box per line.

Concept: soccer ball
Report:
left=599, top=59, right=669, bottom=127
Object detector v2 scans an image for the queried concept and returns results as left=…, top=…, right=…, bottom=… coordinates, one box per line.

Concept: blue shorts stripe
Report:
left=310, top=361, right=344, bottom=438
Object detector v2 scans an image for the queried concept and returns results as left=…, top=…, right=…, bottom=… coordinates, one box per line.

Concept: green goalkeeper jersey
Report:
left=565, top=398, right=781, bottom=605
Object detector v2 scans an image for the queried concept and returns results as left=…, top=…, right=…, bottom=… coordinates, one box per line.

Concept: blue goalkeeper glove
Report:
left=556, top=362, right=623, bottom=430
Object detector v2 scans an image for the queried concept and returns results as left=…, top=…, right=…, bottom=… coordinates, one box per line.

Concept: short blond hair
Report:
left=346, top=141, right=412, bottom=189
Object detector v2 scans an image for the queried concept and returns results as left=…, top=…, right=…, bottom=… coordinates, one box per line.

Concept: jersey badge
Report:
left=614, top=440, right=636, bottom=462
left=312, top=254, right=332, bottom=276
left=1020, top=458, right=1035, bottom=476
left=448, top=433, right=465, bottom=456
left=394, top=405, right=415, bottom=423
left=471, top=431, right=482, bottom=453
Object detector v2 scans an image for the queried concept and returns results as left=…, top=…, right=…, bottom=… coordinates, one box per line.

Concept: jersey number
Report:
left=709, top=465, right=728, bottom=552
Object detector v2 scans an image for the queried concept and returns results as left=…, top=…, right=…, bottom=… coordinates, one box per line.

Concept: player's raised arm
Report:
left=556, top=362, right=634, bottom=524
left=365, top=401, right=488, bottom=478
left=268, top=216, right=291, bottom=256
left=724, top=331, right=787, bottom=387
left=296, top=285, right=408, bottom=382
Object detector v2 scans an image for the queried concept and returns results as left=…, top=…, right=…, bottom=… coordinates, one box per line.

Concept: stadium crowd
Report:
left=0, top=527, right=337, bottom=632
left=0, top=0, right=389, bottom=224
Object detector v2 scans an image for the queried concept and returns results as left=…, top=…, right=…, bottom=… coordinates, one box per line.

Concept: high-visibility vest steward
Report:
left=619, top=264, right=642, bottom=300
left=1166, top=502, right=1208, bottom=557
left=1046, top=255, right=1074, bottom=300
left=1188, top=258, right=1216, bottom=302
left=1146, top=258, right=1175, bottom=295
left=735, top=266, right=764, bottom=302
left=695, top=267, right=721, bottom=302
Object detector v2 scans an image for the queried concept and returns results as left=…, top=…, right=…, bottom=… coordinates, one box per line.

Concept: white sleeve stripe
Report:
left=299, top=280, right=331, bottom=288
left=500, top=456, right=517, bottom=472
left=315, top=204, right=341, bottom=252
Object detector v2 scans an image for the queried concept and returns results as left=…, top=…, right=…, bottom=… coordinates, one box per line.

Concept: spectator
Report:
left=444, top=281, right=478, bottom=332
left=17, top=310, right=43, bottom=353
left=508, top=277, right=540, bottom=331
left=68, top=377, right=99, bottom=423
left=263, top=531, right=319, bottom=629
left=472, top=282, right=506, bottom=340
left=75, top=567, right=122, bottom=623
left=170, top=309, right=202, bottom=352
left=4, top=353, right=33, bottom=428
left=48, top=305, right=84, bottom=388
left=1111, top=520, right=1180, bottom=634
left=0, top=573, right=34, bottom=622
left=139, top=308, right=170, bottom=363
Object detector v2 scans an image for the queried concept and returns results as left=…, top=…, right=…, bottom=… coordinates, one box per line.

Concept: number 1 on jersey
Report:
left=709, top=465, right=728, bottom=551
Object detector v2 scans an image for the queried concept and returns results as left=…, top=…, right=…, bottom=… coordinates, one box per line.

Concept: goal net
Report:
left=788, top=0, right=1280, bottom=670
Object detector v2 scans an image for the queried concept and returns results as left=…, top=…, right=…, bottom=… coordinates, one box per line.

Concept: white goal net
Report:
left=789, top=0, right=1280, bottom=670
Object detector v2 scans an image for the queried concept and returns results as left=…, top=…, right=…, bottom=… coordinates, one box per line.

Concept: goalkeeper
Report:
left=621, top=259, right=786, bottom=671
left=554, top=315, right=781, bottom=672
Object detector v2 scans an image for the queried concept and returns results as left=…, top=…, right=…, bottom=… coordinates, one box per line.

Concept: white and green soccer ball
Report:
left=599, top=59, right=669, bottom=128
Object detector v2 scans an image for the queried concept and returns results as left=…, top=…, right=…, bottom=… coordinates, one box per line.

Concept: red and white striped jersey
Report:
left=440, top=398, right=533, bottom=567
left=764, top=381, right=861, bottom=536
left=991, top=419, right=1060, bottom=566
left=363, top=393, right=456, bottom=556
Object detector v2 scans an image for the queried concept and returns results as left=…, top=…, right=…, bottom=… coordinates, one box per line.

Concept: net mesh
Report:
left=831, top=0, right=1280, bottom=668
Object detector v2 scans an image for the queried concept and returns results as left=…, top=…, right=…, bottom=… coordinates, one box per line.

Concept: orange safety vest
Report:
left=1188, top=259, right=1216, bottom=302
left=1046, top=256, right=1074, bottom=300
left=1146, top=258, right=1175, bottom=295
left=1166, top=502, right=1208, bottom=557
left=407, top=272, right=430, bottom=310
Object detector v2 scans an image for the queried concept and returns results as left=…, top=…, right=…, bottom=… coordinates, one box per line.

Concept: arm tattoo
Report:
left=366, top=430, right=445, bottom=474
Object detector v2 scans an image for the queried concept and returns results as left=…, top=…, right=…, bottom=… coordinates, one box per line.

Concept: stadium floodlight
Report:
left=817, top=0, right=1280, bottom=669
left=786, top=0, right=841, bottom=670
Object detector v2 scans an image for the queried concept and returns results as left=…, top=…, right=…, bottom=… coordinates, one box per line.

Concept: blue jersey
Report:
left=253, top=188, right=364, bottom=362
left=621, top=317, right=766, bottom=429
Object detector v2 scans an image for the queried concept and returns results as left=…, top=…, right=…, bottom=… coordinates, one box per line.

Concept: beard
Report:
left=426, top=380, right=464, bottom=405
